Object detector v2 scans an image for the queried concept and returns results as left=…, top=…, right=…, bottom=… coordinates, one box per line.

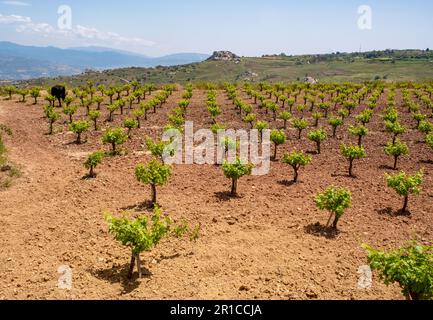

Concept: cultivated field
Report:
left=0, top=81, right=432, bottom=300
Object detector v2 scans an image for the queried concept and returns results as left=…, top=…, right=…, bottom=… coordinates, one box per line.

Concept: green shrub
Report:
left=328, top=116, right=343, bottom=138
left=84, top=151, right=105, bottom=177
left=308, top=129, right=327, bottom=154
left=123, top=118, right=139, bottom=138
left=282, top=151, right=312, bottom=183
left=418, top=120, right=433, bottom=135
left=315, top=186, right=352, bottom=230
left=46, top=108, right=60, bottom=135
left=385, top=121, right=406, bottom=143
left=270, top=129, right=287, bottom=160
left=384, top=139, right=409, bottom=170
left=88, top=110, right=101, bottom=131
left=363, top=241, right=433, bottom=300
left=102, top=128, right=128, bottom=154
left=349, top=125, right=369, bottom=147
left=292, top=118, right=309, bottom=139
left=340, top=144, right=366, bottom=177
left=222, top=158, right=253, bottom=196
left=385, top=170, right=423, bottom=213
left=69, top=120, right=90, bottom=144
left=145, top=137, right=175, bottom=162
left=243, top=113, right=257, bottom=128
left=135, top=160, right=172, bottom=204
left=279, top=111, right=291, bottom=129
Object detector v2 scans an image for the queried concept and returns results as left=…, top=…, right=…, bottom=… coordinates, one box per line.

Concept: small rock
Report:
left=239, top=285, right=250, bottom=292
left=212, top=218, right=218, bottom=223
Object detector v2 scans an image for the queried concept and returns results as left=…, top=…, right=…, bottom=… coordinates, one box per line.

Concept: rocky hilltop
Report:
left=206, top=51, right=241, bottom=62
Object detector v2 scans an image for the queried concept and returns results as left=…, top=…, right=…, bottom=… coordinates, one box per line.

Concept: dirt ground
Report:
left=0, top=87, right=432, bottom=300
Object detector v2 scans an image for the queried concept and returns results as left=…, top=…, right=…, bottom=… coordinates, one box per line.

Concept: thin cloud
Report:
left=1, top=1, right=31, bottom=6
left=0, top=13, right=155, bottom=47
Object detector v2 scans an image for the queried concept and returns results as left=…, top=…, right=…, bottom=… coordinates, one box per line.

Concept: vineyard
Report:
left=0, top=80, right=432, bottom=300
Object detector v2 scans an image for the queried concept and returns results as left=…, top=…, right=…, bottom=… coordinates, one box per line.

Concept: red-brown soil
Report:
left=0, top=88, right=432, bottom=300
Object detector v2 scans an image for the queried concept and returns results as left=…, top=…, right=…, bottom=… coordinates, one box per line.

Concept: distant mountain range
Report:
left=0, top=42, right=210, bottom=80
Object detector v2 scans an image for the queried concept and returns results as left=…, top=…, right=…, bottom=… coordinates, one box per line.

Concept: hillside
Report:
left=20, top=49, right=433, bottom=87
left=0, top=42, right=209, bottom=80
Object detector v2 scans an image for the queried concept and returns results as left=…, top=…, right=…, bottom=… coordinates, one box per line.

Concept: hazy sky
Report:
left=0, top=0, right=432, bottom=57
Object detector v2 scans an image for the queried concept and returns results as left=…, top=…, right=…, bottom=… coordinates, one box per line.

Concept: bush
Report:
left=385, top=170, right=423, bottom=213
left=315, top=186, right=352, bottom=230
left=292, top=118, right=309, bottom=139
left=46, top=108, right=60, bottom=135
left=145, top=137, right=175, bottom=162
left=84, top=151, right=105, bottom=177
left=88, top=110, right=101, bottom=131
left=123, top=118, right=139, bottom=138
left=30, top=87, right=41, bottom=104
left=63, top=105, right=78, bottom=124
left=270, top=129, right=286, bottom=160
left=385, top=121, right=406, bottom=143
left=135, top=160, right=172, bottom=205
left=308, top=129, right=327, bottom=154
left=418, top=120, right=433, bottom=135
left=102, top=128, right=128, bottom=155
left=69, top=121, right=90, bottom=144
left=356, top=109, right=373, bottom=125
left=328, top=116, right=343, bottom=138
left=222, top=158, right=253, bottom=196
left=243, top=113, right=257, bottom=128
left=105, top=207, right=172, bottom=279
left=312, top=112, right=323, bottom=127
left=282, top=151, right=312, bottom=183
left=340, top=144, right=366, bottom=177
left=254, top=121, right=269, bottom=140
left=349, top=125, right=369, bottom=147
left=279, top=111, right=291, bottom=129
left=363, top=241, right=433, bottom=300
left=384, top=139, right=409, bottom=170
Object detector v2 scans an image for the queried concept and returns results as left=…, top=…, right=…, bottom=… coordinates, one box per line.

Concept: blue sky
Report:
left=0, top=0, right=432, bottom=57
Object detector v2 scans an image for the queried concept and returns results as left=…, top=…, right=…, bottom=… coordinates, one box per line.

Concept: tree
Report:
left=308, top=129, right=327, bottom=154
left=222, top=158, right=253, bottom=196
left=340, top=144, right=366, bottom=177
left=30, top=87, right=41, bottom=104
left=312, top=112, right=323, bottom=127
left=292, top=118, right=309, bottom=140
left=93, top=96, right=104, bottom=110
left=45, top=95, right=56, bottom=107
left=208, top=104, right=222, bottom=124
left=356, top=109, right=373, bottom=126
left=105, top=207, right=171, bottom=279
left=282, top=151, right=312, bottom=183
left=412, top=113, right=426, bottom=128
left=385, top=121, right=406, bottom=144
left=145, top=137, right=175, bottom=163
left=107, top=102, right=120, bottom=122
left=243, top=113, right=257, bottom=129
left=135, top=160, right=172, bottom=205
left=418, top=120, right=433, bottom=136
left=386, top=170, right=423, bottom=213
left=315, top=186, right=352, bottom=230
left=363, top=241, right=433, bottom=300
left=64, top=96, right=74, bottom=107
left=88, top=110, right=101, bottom=131
left=279, top=111, right=291, bottom=129
left=102, top=128, right=128, bottom=155
left=84, top=151, right=105, bottom=177
left=349, top=125, right=369, bottom=147
left=46, top=108, right=60, bottom=135
left=328, top=116, right=343, bottom=138
left=270, top=129, right=286, bottom=160
left=384, top=139, right=409, bottom=170
left=254, top=121, right=269, bottom=141
left=69, top=121, right=90, bottom=144
left=124, top=118, right=139, bottom=138
left=63, top=105, right=78, bottom=124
